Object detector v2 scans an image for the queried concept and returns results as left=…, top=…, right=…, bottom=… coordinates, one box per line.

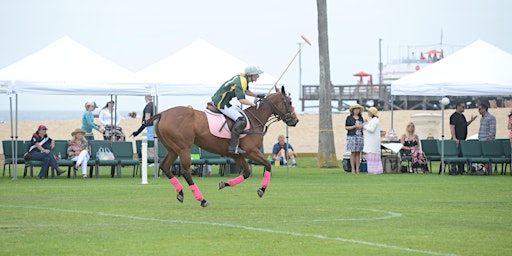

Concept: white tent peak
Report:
left=0, top=36, right=147, bottom=95
left=136, top=39, right=283, bottom=95
left=391, top=39, right=512, bottom=96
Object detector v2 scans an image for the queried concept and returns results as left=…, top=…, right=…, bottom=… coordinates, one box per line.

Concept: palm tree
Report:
left=316, top=0, right=338, bottom=167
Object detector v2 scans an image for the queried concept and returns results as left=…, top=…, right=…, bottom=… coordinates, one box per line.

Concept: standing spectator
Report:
left=477, top=103, right=496, bottom=141
left=81, top=101, right=103, bottom=141
left=271, top=135, right=297, bottom=167
left=25, top=125, right=66, bottom=178
left=68, top=128, right=90, bottom=179
left=143, top=96, right=155, bottom=141
left=345, top=104, right=364, bottom=174
left=508, top=109, right=512, bottom=144
left=99, top=101, right=122, bottom=141
left=363, top=107, right=383, bottom=174
left=449, top=102, right=477, bottom=174
left=400, top=122, right=429, bottom=173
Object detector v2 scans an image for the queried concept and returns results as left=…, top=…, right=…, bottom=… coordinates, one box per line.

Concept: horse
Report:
left=141, top=86, right=298, bottom=207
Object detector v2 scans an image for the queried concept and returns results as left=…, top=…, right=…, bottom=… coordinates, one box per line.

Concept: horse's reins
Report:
left=244, top=93, right=294, bottom=136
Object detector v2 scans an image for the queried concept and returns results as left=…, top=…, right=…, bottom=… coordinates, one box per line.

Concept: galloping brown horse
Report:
left=142, top=86, right=298, bottom=207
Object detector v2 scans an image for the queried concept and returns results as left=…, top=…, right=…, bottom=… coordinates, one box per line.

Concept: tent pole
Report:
left=9, top=95, right=15, bottom=180
left=13, top=94, right=19, bottom=180
left=441, top=101, right=445, bottom=175
left=286, top=126, right=289, bottom=176
left=153, top=95, right=159, bottom=178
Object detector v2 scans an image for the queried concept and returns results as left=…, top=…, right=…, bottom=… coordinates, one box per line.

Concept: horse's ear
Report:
left=281, top=86, right=286, bottom=95
left=275, top=86, right=279, bottom=93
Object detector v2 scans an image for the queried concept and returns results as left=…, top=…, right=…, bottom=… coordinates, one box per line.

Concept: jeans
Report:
left=30, top=151, right=59, bottom=178
left=147, top=126, right=155, bottom=141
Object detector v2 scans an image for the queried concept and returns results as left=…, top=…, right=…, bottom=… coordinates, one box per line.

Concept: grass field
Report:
left=1, top=159, right=511, bottom=256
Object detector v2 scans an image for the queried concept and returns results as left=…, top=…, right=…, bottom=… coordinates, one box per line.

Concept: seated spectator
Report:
left=68, top=128, right=90, bottom=179
left=400, top=122, right=429, bottom=173
left=272, top=135, right=297, bottom=166
left=25, top=125, right=66, bottom=178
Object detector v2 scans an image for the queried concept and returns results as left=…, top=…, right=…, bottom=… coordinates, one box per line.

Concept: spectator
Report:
left=508, top=109, right=512, bottom=144
left=477, top=103, right=496, bottom=141
left=143, top=96, right=155, bottom=141
left=363, top=107, right=383, bottom=174
left=449, top=102, right=477, bottom=174
left=400, top=122, right=429, bottom=173
left=345, top=104, right=364, bottom=174
left=82, top=101, right=104, bottom=141
left=99, top=101, right=122, bottom=141
left=68, top=128, right=90, bottom=179
left=272, top=135, right=297, bottom=167
left=25, top=125, right=66, bottom=178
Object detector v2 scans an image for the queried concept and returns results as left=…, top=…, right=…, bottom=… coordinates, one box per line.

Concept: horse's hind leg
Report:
left=160, top=152, right=185, bottom=203
left=218, top=156, right=252, bottom=189
left=178, top=154, right=209, bottom=208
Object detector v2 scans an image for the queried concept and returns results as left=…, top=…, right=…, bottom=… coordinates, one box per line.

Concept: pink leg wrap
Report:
left=227, top=175, right=245, bottom=187
left=169, top=177, right=183, bottom=193
left=190, top=184, right=204, bottom=201
left=261, top=171, right=271, bottom=188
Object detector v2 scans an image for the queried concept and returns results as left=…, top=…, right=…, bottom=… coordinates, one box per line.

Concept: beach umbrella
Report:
left=353, top=71, right=371, bottom=84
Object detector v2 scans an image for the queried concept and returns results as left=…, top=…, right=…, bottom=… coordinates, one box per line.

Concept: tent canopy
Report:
left=391, top=40, right=512, bottom=96
left=0, top=36, right=148, bottom=95
left=136, top=39, right=284, bottom=96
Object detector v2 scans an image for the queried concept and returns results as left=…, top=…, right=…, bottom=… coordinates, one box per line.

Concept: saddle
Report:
left=205, top=103, right=250, bottom=139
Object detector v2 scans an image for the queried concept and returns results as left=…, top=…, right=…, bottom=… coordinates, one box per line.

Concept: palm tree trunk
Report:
left=317, top=0, right=338, bottom=167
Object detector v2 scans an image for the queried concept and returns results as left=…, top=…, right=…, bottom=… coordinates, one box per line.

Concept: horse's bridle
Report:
left=265, top=92, right=295, bottom=125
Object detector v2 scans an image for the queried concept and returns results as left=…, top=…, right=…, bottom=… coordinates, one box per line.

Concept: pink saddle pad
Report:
left=204, top=110, right=249, bottom=139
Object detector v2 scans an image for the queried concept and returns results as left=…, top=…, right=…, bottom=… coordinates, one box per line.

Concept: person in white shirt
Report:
left=99, top=101, right=122, bottom=141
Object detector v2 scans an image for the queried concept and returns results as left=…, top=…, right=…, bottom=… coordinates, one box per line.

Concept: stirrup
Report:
left=230, top=147, right=246, bottom=155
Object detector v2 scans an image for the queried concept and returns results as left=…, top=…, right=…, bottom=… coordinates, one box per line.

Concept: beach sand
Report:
left=1, top=108, right=511, bottom=159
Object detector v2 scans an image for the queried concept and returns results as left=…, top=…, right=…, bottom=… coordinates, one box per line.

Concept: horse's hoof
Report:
left=218, top=181, right=227, bottom=190
left=177, top=191, right=184, bottom=203
left=257, top=188, right=265, bottom=198
left=201, top=200, right=210, bottom=207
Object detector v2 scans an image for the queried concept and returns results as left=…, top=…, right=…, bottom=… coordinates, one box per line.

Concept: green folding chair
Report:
left=420, top=139, right=441, bottom=173
left=481, top=140, right=509, bottom=175
left=113, top=141, right=139, bottom=178
left=460, top=140, right=490, bottom=175
left=438, top=140, right=468, bottom=175
left=502, top=139, right=511, bottom=175
left=2, top=140, right=26, bottom=177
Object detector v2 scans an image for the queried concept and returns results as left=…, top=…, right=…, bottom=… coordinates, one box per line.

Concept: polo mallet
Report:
left=267, top=35, right=312, bottom=94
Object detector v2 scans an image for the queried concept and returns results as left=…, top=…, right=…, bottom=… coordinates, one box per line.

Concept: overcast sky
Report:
left=1, top=0, right=511, bottom=112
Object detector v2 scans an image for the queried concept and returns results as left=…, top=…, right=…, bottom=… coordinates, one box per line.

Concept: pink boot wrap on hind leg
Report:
left=190, top=184, right=204, bottom=201
left=169, top=177, right=183, bottom=193
left=227, top=175, right=245, bottom=187
left=261, top=171, right=271, bottom=188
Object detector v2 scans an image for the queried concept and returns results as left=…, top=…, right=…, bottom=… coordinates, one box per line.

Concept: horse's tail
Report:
left=131, top=113, right=162, bottom=137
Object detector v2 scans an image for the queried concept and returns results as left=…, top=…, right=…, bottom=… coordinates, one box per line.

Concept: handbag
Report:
left=97, top=147, right=115, bottom=160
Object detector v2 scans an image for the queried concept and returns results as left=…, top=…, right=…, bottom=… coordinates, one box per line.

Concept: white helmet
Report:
left=244, top=65, right=264, bottom=76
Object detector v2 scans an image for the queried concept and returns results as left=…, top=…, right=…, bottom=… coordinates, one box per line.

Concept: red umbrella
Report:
left=353, top=71, right=371, bottom=83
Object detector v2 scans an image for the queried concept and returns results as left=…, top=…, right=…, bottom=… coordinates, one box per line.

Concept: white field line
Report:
left=0, top=204, right=457, bottom=256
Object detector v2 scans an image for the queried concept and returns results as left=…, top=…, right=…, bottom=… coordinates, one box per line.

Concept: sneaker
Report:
left=292, top=163, right=297, bottom=167
left=148, top=163, right=155, bottom=167
left=56, top=169, right=66, bottom=176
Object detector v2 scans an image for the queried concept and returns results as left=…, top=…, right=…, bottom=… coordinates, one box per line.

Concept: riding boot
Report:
left=228, top=117, right=247, bottom=154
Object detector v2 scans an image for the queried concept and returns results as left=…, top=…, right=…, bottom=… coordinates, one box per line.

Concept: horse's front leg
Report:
left=218, top=156, right=251, bottom=189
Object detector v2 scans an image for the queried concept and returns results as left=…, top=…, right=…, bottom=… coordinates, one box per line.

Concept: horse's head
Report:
left=264, top=86, right=299, bottom=126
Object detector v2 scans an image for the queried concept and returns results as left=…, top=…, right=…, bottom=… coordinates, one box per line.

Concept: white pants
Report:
left=72, top=150, right=90, bottom=175
left=219, top=105, right=243, bottom=121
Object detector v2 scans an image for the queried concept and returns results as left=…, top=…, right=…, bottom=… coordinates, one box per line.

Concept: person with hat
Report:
left=68, top=128, right=90, bottom=179
left=363, top=107, right=383, bottom=174
left=81, top=101, right=104, bottom=141
left=211, top=64, right=266, bottom=154
left=25, top=125, right=66, bottom=178
left=345, top=104, right=365, bottom=174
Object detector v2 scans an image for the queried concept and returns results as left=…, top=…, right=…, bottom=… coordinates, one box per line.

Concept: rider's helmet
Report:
left=244, top=65, right=264, bottom=76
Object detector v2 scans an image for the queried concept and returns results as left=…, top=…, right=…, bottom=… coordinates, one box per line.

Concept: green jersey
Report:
left=211, top=74, right=249, bottom=109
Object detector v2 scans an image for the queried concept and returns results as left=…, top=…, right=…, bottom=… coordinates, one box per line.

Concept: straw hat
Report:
left=71, top=128, right=86, bottom=136
left=349, top=104, right=364, bottom=113
left=367, top=107, right=378, bottom=117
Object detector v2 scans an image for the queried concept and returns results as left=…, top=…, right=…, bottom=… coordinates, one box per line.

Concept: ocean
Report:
left=0, top=110, right=135, bottom=122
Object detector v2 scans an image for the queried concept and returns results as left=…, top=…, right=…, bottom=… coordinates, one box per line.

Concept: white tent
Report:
left=391, top=40, right=512, bottom=96
left=0, top=36, right=148, bottom=95
left=136, top=39, right=284, bottom=96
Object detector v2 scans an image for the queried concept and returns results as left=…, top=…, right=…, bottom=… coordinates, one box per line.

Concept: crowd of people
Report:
left=342, top=101, right=511, bottom=175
